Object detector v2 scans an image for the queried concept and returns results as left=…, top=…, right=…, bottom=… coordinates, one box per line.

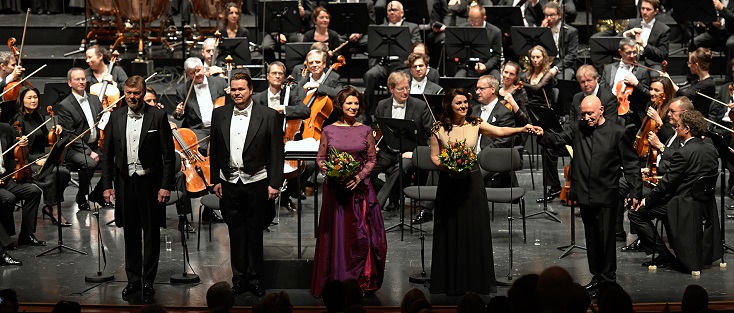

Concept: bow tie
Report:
left=233, top=108, right=248, bottom=117
left=641, top=21, right=651, bottom=28
left=481, top=105, right=492, bottom=112
left=393, top=102, right=405, bottom=109
left=78, top=95, right=88, bottom=103
left=270, top=95, right=280, bottom=102
left=195, top=82, right=207, bottom=89
left=620, top=64, right=631, bottom=70
left=413, top=83, right=422, bottom=90
left=128, top=113, right=143, bottom=119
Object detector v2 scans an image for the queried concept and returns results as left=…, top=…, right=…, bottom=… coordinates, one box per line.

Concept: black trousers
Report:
left=0, top=180, right=43, bottom=236
left=65, top=144, right=104, bottom=203
left=616, top=176, right=636, bottom=236
left=580, top=205, right=617, bottom=282
left=220, top=179, right=268, bottom=286
left=31, top=163, right=71, bottom=206
left=541, top=147, right=562, bottom=190
left=121, top=173, right=162, bottom=285
left=628, top=204, right=674, bottom=258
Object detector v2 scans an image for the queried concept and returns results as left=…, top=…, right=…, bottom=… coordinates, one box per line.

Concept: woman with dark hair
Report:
left=644, top=76, right=676, bottom=144
left=12, top=86, right=70, bottom=226
left=663, top=47, right=716, bottom=117
left=84, top=44, right=128, bottom=88
left=303, top=7, right=344, bottom=58
left=311, top=87, right=387, bottom=297
left=499, top=61, right=530, bottom=126
left=218, top=2, right=251, bottom=39
left=522, top=45, right=557, bottom=111
left=429, top=88, right=542, bottom=295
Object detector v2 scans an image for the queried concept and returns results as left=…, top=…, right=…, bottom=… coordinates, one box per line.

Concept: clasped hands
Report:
left=523, top=124, right=544, bottom=136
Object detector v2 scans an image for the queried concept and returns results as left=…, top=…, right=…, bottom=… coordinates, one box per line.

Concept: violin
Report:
left=301, top=55, right=346, bottom=140
left=633, top=96, right=664, bottom=158
left=12, top=121, right=32, bottom=182
left=2, top=10, right=31, bottom=102
left=91, top=50, right=122, bottom=151
left=502, top=81, right=523, bottom=111
left=47, top=106, right=58, bottom=146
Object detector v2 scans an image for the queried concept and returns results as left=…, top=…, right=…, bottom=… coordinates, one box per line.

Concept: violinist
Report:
left=0, top=51, right=23, bottom=91
left=522, top=45, right=557, bottom=110
left=296, top=49, right=343, bottom=104
left=56, top=68, right=106, bottom=211
left=661, top=47, right=716, bottom=118
left=498, top=61, right=530, bottom=124
left=601, top=37, right=652, bottom=124
left=84, top=44, right=128, bottom=88
left=303, top=7, right=345, bottom=59
left=12, top=86, right=70, bottom=227
left=620, top=0, right=671, bottom=76
left=406, top=53, right=443, bottom=95
left=174, top=57, right=228, bottom=156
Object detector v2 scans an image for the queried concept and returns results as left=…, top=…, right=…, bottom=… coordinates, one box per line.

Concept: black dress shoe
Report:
left=412, top=209, right=433, bottom=224
left=5, top=243, right=17, bottom=250
left=232, top=283, right=247, bottom=296
left=280, top=199, right=297, bottom=212
left=536, top=188, right=562, bottom=203
left=183, top=221, right=195, bottom=233
left=584, top=280, right=601, bottom=291
left=642, top=254, right=672, bottom=267
left=0, top=251, right=21, bottom=266
left=122, top=282, right=142, bottom=296
left=18, top=233, right=46, bottom=246
left=291, top=192, right=307, bottom=200
left=77, top=200, right=91, bottom=211
left=202, top=209, right=225, bottom=223
left=621, top=239, right=643, bottom=252
left=143, top=283, right=155, bottom=297
left=249, top=283, right=266, bottom=297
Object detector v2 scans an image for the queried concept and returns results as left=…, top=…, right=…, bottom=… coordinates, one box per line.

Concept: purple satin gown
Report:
left=311, top=124, right=387, bottom=297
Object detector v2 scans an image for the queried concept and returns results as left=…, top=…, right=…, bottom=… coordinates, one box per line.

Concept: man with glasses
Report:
left=541, top=1, right=578, bottom=80
left=370, top=71, right=433, bottom=211
left=456, top=5, right=502, bottom=79
left=601, top=37, right=652, bottom=125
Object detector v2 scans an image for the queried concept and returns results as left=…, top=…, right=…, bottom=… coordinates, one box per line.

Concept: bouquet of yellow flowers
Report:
left=321, top=148, right=361, bottom=181
left=438, top=139, right=477, bottom=173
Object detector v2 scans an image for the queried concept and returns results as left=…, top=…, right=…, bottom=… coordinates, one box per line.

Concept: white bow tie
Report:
left=481, top=105, right=492, bottom=112
left=233, top=108, right=248, bottom=117
left=641, top=21, right=651, bottom=28
left=393, top=102, right=405, bottom=109
left=196, top=82, right=207, bottom=89
left=270, top=95, right=280, bottom=102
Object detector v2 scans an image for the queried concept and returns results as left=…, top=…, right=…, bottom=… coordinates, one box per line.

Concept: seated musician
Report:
left=296, top=49, right=343, bottom=106
left=260, top=0, right=311, bottom=65
left=145, top=87, right=195, bottom=232
left=499, top=61, right=531, bottom=124
left=218, top=2, right=251, bottom=39
left=620, top=0, right=670, bottom=76
left=708, top=58, right=734, bottom=193
left=541, top=1, right=579, bottom=80
left=0, top=51, right=24, bottom=91
left=405, top=53, right=443, bottom=95
left=498, top=0, right=545, bottom=27
left=661, top=48, right=716, bottom=118
left=84, top=44, right=128, bottom=88
left=370, top=72, right=433, bottom=212
left=253, top=61, right=313, bottom=211
left=455, top=5, right=502, bottom=80
left=363, top=1, right=422, bottom=115
left=691, top=0, right=734, bottom=80
left=12, top=86, right=71, bottom=227
left=408, top=43, right=440, bottom=84
left=201, top=38, right=224, bottom=77
left=630, top=110, right=721, bottom=271
left=174, top=57, right=228, bottom=156
left=291, top=42, right=329, bottom=79
left=303, top=7, right=345, bottom=59
left=601, top=37, right=652, bottom=125
left=56, top=67, right=107, bottom=211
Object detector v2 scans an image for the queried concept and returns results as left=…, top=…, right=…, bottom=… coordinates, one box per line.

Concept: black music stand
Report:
left=510, top=27, right=558, bottom=57
left=671, top=0, right=717, bottom=53
left=368, top=25, right=411, bottom=60
left=377, top=117, right=423, bottom=241
left=526, top=105, right=562, bottom=223
left=486, top=6, right=524, bottom=35
left=217, top=37, right=252, bottom=66
left=170, top=211, right=200, bottom=283
left=285, top=42, right=314, bottom=74
left=37, top=138, right=90, bottom=259
left=327, top=2, right=370, bottom=35
left=590, top=36, right=622, bottom=67
left=705, top=131, right=734, bottom=258
left=591, top=0, right=638, bottom=36
left=259, top=0, right=301, bottom=64
left=0, top=101, right=16, bottom=124
left=403, top=0, right=429, bottom=26
left=445, top=26, right=492, bottom=72
left=439, top=77, right=479, bottom=96
left=42, top=83, right=71, bottom=108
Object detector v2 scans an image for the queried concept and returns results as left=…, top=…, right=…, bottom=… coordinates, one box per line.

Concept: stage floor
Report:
left=1, top=157, right=734, bottom=308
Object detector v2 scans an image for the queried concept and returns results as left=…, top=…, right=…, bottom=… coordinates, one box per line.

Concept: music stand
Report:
left=590, top=36, right=622, bottom=67
left=439, top=77, right=479, bottom=96
left=411, top=94, right=443, bottom=121
left=403, top=0, right=429, bottom=25
left=445, top=26, right=492, bottom=63
left=259, top=0, right=301, bottom=64
left=486, top=6, right=524, bottom=35
left=42, top=83, right=71, bottom=109
left=377, top=117, right=423, bottom=240
left=251, top=78, right=269, bottom=93
left=591, top=0, right=638, bottom=36
left=285, top=43, right=314, bottom=73
left=705, top=131, right=734, bottom=257
left=525, top=105, right=562, bottom=223
left=216, top=37, right=251, bottom=66
left=671, top=0, right=717, bottom=52
left=510, top=27, right=558, bottom=57
left=368, top=25, right=412, bottom=60
left=327, top=2, right=370, bottom=35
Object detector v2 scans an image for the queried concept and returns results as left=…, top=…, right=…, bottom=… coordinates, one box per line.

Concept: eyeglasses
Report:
left=476, top=86, right=493, bottom=91
left=544, top=13, right=558, bottom=17
left=393, top=87, right=409, bottom=92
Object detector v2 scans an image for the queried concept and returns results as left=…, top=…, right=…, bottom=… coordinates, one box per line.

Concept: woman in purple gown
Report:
left=311, top=87, right=387, bottom=297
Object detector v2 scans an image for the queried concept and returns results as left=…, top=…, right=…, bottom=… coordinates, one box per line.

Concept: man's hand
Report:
left=90, top=151, right=99, bottom=162
left=402, top=151, right=413, bottom=159
left=647, top=131, right=663, bottom=150
left=17, top=136, right=28, bottom=147
left=525, top=124, right=543, bottom=136
left=272, top=104, right=285, bottom=113
left=175, top=102, right=185, bottom=117
left=433, top=24, right=446, bottom=33
left=103, top=188, right=115, bottom=203
left=52, top=125, right=63, bottom=135
left=267, top=186, right=279, bottom=200
left=349, top=33, right=362, bottom=42
left=213, top=183, right=223, bottom=198
left=631, top=198, right=645, bottom=211
left=278, top=34, right=287, bottom=44
left=474, top=63, right=487, bottom=74
left=7, top=66, right=24, bottom=83
left=624, top=73, right=639, bottom=87
left=714, top=0, right=724, bottom=11
left=303, top=82, right=320, bottom=92
left=158, top=189, right=171, bottom=204
left=35, top=157, right=47, bottom=167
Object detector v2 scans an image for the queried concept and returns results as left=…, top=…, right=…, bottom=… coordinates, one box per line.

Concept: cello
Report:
left=301, top=55, right=346, bottom=140
left=170, top=122, right=212, bottom=195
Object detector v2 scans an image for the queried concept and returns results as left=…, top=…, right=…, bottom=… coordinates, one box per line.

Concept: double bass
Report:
left=301, top=55, right=346, bottom=140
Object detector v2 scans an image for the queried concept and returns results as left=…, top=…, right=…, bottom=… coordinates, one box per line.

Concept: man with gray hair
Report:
left=601, top=37, right=652, bottom=124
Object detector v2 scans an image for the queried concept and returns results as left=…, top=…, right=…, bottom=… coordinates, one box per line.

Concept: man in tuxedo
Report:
left=102, top=76, right=176, bottom=298
left=542, top=1, right=579, bottom=80
left=363, top=0, right=422, bottom=115
left=210, top=72, right=284, bottom=297
left=254, top=61, right=311, bottom=212
left=601, top=37, right=652, bottom=125
left=499, top=0, right=546, bottom=27
left=370, top=71, right=433, bottom=212
left=0, top=51, right=24, bottom=91
left=456, top=5, right=502, bottom=79
left=174, top=57, right=228, bottom=156
left=296, top=50, right=344, bottom=104
left=406, top=53, right=443, bottom=95
left=540, top=95, right=642, bottom=298
left=56, top=67, right=106, bottom=210
left=630, top=110, right=721, bottom=271
left=620, top=0, right=670, bottom=75
left=693, top=0, right=734, bottom=80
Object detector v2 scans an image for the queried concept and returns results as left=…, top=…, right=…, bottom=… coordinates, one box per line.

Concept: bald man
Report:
left=539, top=95, right=641, bottom=297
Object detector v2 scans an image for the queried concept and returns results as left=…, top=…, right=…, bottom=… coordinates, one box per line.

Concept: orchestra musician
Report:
left=218, top=2, right=252, bottom=39
left=0, top=51, right=24, bottom=91
left=406, top=53, right=443, bottom=95
left=210, top=72, right=284, bottom=297
left=541, top=1, right=579, bottom=80
left=523, top=45, right=557, bottom=110
left=303, top=7, right=344, bottom=59
left=569, top=65, right=619, bottom=122
left=691, top=0, right=734, bottom=80
left=661, top=47, right=716, bottom=118
left=498, top=61, right=530, bottom=126
left=296, top=49, right=343, bottom=104
left=620, top=0, right=671, bottom=76
left=455, top=5, right=502, bottom=79
left=260, top=0, right=311, bottom=65
left=102, top=76, right=176, bottom=298
left=201, top=38, right=224, bottom=77
left=12, top=86, right=71, bottom=227
left=84, top=44, right=128, bottom=88
left=56, top=67, right=106, bottom=211
left=601, top=37, right=652, bottom=124
left=407, top=43, right=441, bottom=84
left=539, top=95, right=642, bottom=298
left=630, top=110, right=721, bottom=272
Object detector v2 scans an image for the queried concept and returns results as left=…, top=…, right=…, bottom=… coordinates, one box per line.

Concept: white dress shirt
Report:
left=125, top=108, right=149, bottom=176
left=410, top=78, right=428, bottom=94
left=73, top=91, right=97, bottom=144
left=612, top=61, right=633, bottom=95
left=222, top=103, right=267, bottom=184
left=640, top=18, right=655, bottom=45
left=476, top=98, right=499, bottom=153
left=267, top=88, right=281, bottom=109
left=306, top=73, right=326, bottom=97
left=194, top=76, right=214, bottom=128
left=391, top=98, right=407, bottom=119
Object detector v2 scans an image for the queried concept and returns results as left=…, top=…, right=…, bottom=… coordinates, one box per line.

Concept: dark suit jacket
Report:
left=101, top=104, right=176, bottom=228
left=710, top=82, right=734, bottom=132
left=174, top=76, right=228, bottom=130
left=295, top=72, right=343, bottom=104
left=498, top=0, right=546, bottom=27
left=374, top=97, right=434, bottom=148
left=0, top=123, right=18, bottom=175
left=623, top=18, right=670, bottom=66
left=252, top=87, right=310, bottom=120
left=552, top=24, right=579, bottom=72
left=408, top=79, right=443, bottom=95
left=209, top=104, right=284, bottom=189
left=471, top=101, right=515, bottom=148
left=459, top=22, right=502, bottom=72
left=569, top=86, right=619, bottom=122
left=401, top=67, right=440, bottom=84
left=55, top=92, right=103, bottom=153
left=601, top=63, right=651, bottom=122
